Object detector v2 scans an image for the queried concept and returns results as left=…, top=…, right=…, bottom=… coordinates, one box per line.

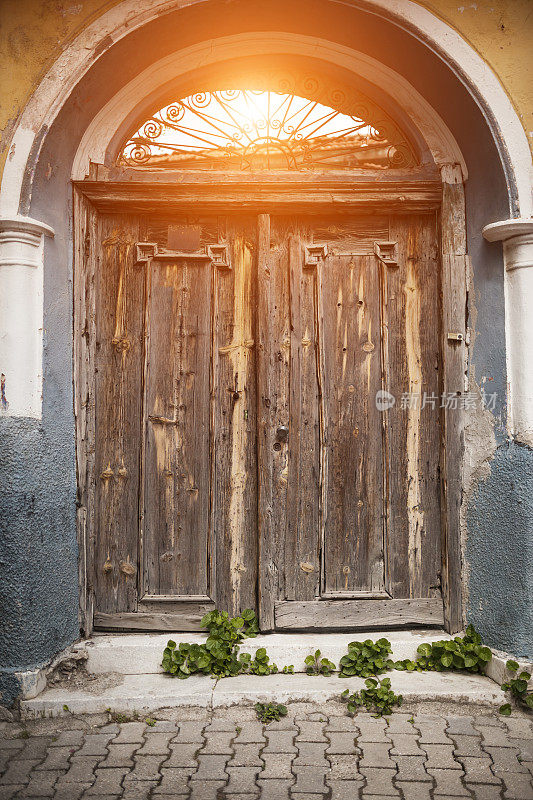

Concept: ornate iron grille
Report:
left=118, top=89, right=415, bottom=170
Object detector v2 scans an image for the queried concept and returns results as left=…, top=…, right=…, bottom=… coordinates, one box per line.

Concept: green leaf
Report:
left=518, top=671, right=531, bottom=681
left=524, top=694, right=533, bottom=709
left=499, top=703, right=512, bottom=716
left=506, top=659, right=519, bottom=672
left=441, top=653, right=453, bottom=668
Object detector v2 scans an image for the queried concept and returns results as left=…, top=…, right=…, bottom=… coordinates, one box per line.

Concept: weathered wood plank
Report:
left=385, top=215, right=442, bottom=600
left=321, top=253, right=385, bottom=593
left=213, top=218, right=258, bottom=615
left=274, top=598, right=444, bottom=629
left=93, top=214, right=144, bottom=615
left=439, top=166, right=467, bottom=633
left=142, top=254, right=212, bottom=597
left=94, top=608, right=213, bottom=631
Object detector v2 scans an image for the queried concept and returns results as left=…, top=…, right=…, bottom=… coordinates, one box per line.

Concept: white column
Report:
left=0, top=217, right=54, bottom=418
left=483, top=218, right=533, bottom=447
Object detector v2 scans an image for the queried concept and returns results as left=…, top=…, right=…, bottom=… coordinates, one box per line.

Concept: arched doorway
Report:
left=73, top=57, right=466, bottom=634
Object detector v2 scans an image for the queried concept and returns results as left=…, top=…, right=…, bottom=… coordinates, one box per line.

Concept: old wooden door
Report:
left=260, top=213, right=443, bottom=630
left=91, top=210, right=443, bottom=630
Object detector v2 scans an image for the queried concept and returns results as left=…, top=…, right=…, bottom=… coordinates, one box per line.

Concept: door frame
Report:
left=73, top=165, right=466, bottom=636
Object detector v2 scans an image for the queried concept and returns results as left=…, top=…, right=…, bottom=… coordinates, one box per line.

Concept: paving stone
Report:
left=84, top=767, right=130, bottom=795
left=151, top=768, right=195, bottom=794
left=389, top=735, right=425, bottom=756
left=326, top=717, right=360, bottom=732
left=164, top=742, right=199, bottom=768
left=49, top=730, right=86, bottom=747
left=263, top=731, right=296, bottom=753
left=327, top=780, right=365, bottom=800
left=200, top=732, right=234, bottom=754
left=356, top=721, right=392, bottom=744
left=113, top=725, right=146, bottom=745
left=386, top=715, right=417, bottom=735
left=99, top=744, right=139, bottom=769
left=512, top=740, right=533, bottom=762
left=0, top=741, right=24, bottom=752
left=326, top=733, right=358, bottom=754
left=262, top=719, right=297, bottom=731
left=14, top=738, right=53, bottom=761
left=292, top=766, right=328, bottom=794
left=205, top=719, right=236, bottom=732
left=0, top=752, right=11, bottom=774
left=228, top=743, right=262, bottom=767
left=257, top=778, right=292, bottom=799
left=188, top=780, right=227, bottom=800
left=294, top=742, right=329, bottom=766
left=415, top=716, right=452, bottom=744
left=259, top=753, right=295, bottom=779
left=523, top=763, right=533, bottom=779
left=478, top=726, right=518, bottom=747
left=487, top=746, right=528, bottom=774
left=53, top=784, right=92, bottom=800
left=446, top=717, right=479, bottom=737
left=34, top=745, right=73, bottom=770
left=427, top=768, right=469, bottom=797
left=503, top=718, right=533, bottom=739
left=18, top=768, right=62, bottom=796
left=224, top=766, right=261, bottom=794
left=0, top=787, right=25, bottom=800
left=171, top=721, right=205, bottom=744
left=474, top=715, right=505, bottom=728
left=464, top=785, right=503, bottom=800
left=393, top=755, right=432, bottom=782
left=234, top=722, right=265, bottom=743
left=359, top=767, right=397, bottom=795
left=423, top=744, right=463, bottom=769
left=396, top=781, right=433, bottom=800
left=459, top=756, right=502, bottom=784
left=327, top=754, right=363, bottom=780
left=123, top=755, right=162, bottom=781
left=292, top=795, right=327, bottom=800
left=0, top=761, right=39, bottom=786
left=135, top=732, right=173, bottom=756
left=192, top=754, right=229, bottom=781
left=55, top=756, right=100, bottom=784
left=296, top=722, right=327, bottom=742
left=77, top=735, right=115, bottom=757
left=359, top=743, right=395, bottom=768
left=451, top=734, right=487, bottom=757
left=121, top=783, right=159, bottom=800
left=501, top=771, right=533, bottom=799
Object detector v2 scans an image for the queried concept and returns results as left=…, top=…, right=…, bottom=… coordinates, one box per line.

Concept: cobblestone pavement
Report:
left=1, top=703, right=532, bottom=799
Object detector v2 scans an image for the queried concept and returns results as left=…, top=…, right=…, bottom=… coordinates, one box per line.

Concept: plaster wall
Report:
left=0, top=0, right=532, bottom=707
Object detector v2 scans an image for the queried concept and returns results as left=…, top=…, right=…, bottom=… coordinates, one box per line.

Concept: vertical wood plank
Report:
left=142, top=255, right=212, bottom=597
left=94, top=214, right=144, bottom=614
left=321, top=253, right=385, bottom=594
left=213, top=217, right=258, bottom=615
left=386, top=215, right=442, bottom=600
left=440, top=166, right=467, bottom=633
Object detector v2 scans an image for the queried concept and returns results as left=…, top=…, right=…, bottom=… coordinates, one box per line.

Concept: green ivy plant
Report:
left=341, top=677, right=402, bottom=717
left=500, top=660, right=533, bottom=716
left=395, top=626, right=492, bottom=674
left=255, top=702, right=288, bottom=723
left=239, top=648, right=279, bottom=675
left=339, top=638, right=395, bottom=678
left=304, top=649, right=336, bottom=676
left=162, top=609, right=260, bottom=679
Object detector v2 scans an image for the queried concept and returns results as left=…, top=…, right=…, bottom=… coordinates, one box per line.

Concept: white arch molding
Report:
left=0, top=0, right=531, bottom=441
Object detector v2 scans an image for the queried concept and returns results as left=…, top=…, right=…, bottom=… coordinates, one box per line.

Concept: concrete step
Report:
left=77, top=630, right=454, bottom=675
left=21, top=671, right=506, bottom=719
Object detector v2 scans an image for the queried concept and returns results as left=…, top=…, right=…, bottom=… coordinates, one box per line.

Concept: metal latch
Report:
left=447, top=332, right=464, bottom=342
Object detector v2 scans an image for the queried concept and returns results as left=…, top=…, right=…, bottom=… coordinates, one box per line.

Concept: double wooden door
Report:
left=92, top=211, right=444, bottom=631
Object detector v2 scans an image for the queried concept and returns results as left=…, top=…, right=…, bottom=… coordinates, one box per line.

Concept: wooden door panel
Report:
left=320, top=253, right=385, bottom=596
left=142, top=255, right=212, bottom=599
left=94, top=215, right=144, bottom=615
left=383, top=215, right=442, bottom=599
left=212, top=217, right=258, bottom=615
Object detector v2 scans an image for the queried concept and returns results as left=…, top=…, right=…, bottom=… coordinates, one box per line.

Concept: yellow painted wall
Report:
left=1, top=0, right=532, bottom=179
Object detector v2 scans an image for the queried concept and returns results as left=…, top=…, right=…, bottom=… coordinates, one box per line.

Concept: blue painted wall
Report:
left=1, top=0, right=531, bottom=706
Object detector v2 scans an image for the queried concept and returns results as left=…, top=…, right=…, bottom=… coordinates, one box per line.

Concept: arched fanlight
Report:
left=118, top=88, right=415, bottom=170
